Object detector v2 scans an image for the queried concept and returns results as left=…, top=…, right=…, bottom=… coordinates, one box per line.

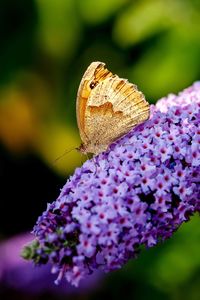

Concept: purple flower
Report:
left=23, top=82, right=200, bottom=287
left=0, top=233, right=102, bottom=294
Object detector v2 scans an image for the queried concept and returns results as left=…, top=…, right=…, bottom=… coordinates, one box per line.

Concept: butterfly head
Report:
left=76, top=143, right=88, bottom=154
left=77, top=142, right=107, bottom=156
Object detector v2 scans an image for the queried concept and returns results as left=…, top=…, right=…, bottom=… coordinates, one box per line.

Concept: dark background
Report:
left=0, top=0, right=200, bottom=299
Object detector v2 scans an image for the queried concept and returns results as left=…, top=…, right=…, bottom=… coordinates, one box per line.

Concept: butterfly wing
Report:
left=76, top=62, right=113, bottom=144
left=84, top=76, right=150, bottom=150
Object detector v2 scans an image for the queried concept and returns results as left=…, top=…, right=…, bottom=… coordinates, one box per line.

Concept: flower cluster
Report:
left=23, top=83, right=200, bottom=287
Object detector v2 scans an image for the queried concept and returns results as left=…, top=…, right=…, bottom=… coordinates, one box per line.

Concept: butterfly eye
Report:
left=89, top=81, right=98, bottom=89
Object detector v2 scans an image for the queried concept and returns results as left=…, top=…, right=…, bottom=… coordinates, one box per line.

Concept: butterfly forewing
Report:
left=76, top=62, right=113, bottom=143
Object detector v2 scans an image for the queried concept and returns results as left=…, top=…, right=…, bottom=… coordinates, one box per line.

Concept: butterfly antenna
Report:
left=53, top=147, right=75, bottom=164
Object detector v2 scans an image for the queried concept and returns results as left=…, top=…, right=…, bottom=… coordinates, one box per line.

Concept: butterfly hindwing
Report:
left=84, top=76, right=149, bottom=146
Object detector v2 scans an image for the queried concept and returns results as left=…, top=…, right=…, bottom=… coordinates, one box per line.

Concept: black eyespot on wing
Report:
left=90, top=81, right=98, bottom=89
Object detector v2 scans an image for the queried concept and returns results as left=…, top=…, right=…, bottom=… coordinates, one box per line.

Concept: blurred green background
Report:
left=0, top=0, right=199, bottom=299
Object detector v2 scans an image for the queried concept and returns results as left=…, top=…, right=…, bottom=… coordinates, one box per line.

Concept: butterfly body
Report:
left=76, top=62, right=150, bottom=155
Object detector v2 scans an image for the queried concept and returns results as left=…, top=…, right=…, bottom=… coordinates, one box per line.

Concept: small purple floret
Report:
left=28, top=83, right=200, bottom=286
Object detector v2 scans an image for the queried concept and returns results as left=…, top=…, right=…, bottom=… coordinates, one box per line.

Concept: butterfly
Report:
left=76, top=61, right=150, bottom=155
